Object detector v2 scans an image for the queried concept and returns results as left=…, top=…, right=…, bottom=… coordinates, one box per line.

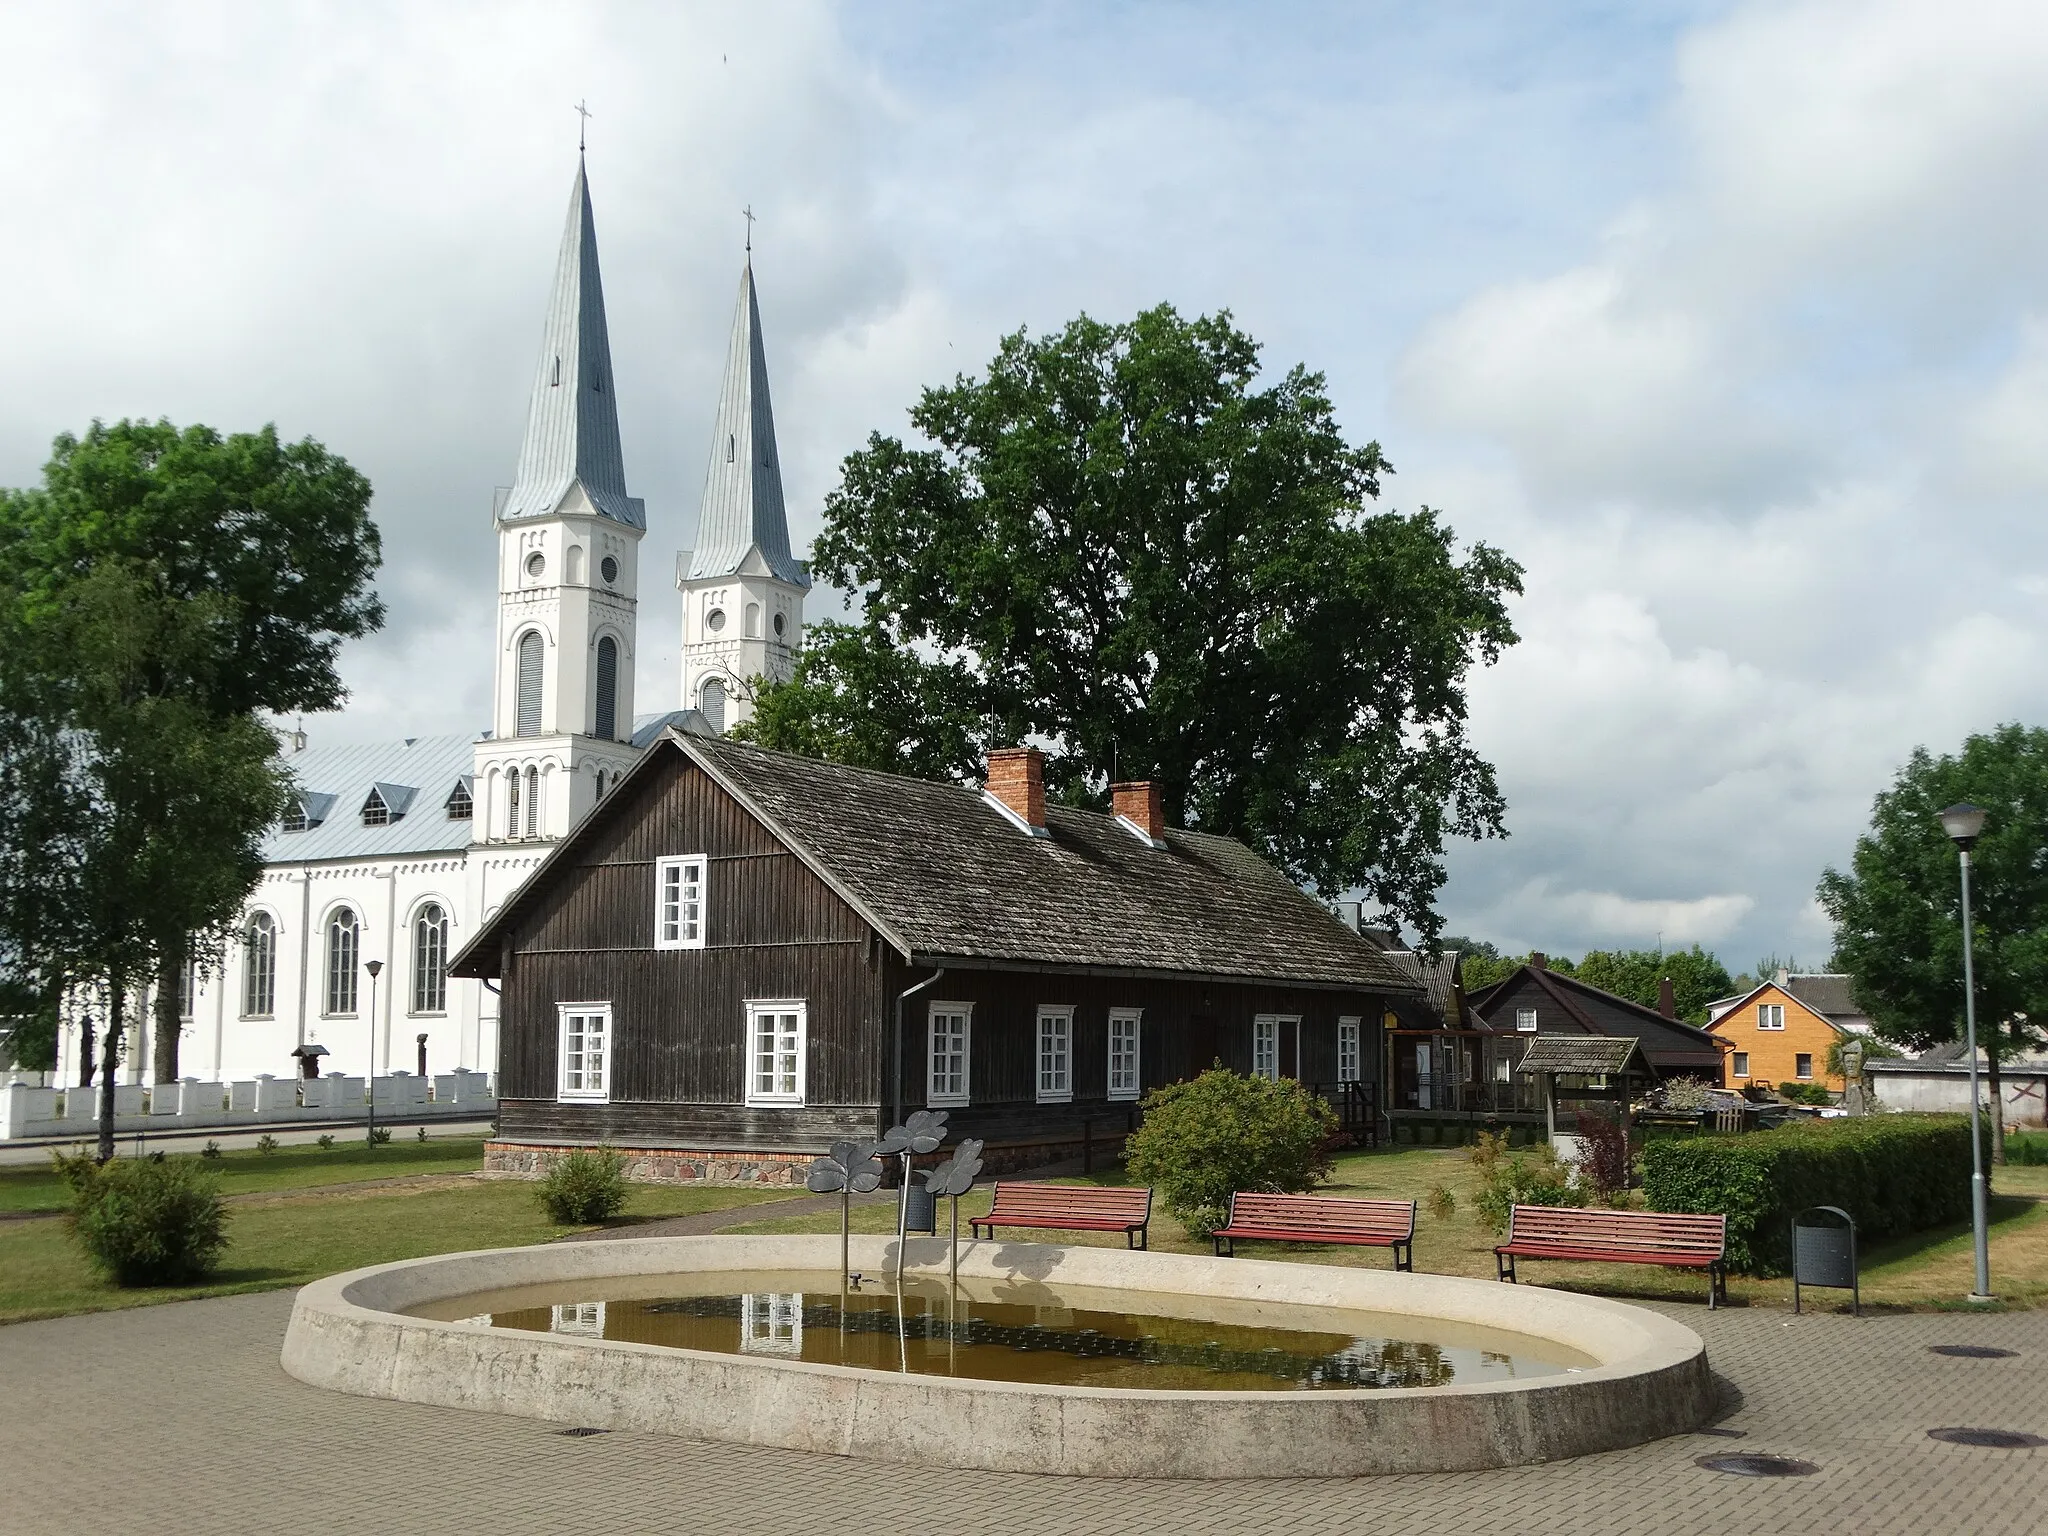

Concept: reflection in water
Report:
left=494, top=1285, right=1570, bottom=1392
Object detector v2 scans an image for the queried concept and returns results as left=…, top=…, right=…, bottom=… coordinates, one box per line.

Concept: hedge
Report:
left=1640, top=1114, right=1972, bottom=1276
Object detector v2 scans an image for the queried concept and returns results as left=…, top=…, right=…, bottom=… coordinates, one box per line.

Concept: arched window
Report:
left=413, top=904, right=448, bottom=1014
left=325, top=909, right=359, bottom=1016
left=506, top=768, right=521, bottom=839
left=515, top=631, right=544, bottom=738
left=745, top=603, right=761, bottom=638
left=243, top=913, right=276, bottom=1018
left=566, top=545, right=585, bottom=585
left=594, top=636, right=618, bottom=740
left=701, top=677, right=727, bottom=734
left=595, top=769, right=607, bottom=799
left=525, top=766, right=540, bottom=838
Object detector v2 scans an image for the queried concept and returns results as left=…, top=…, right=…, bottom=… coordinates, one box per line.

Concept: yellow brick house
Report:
left=1705, top=976, right=1859, bottom=1094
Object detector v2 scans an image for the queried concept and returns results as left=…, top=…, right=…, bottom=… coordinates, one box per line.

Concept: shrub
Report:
left=366, top=1126, right=391, bottom=1146
left=415, top=1126, right=428, bottom=1143
left=54, top=1150, right=229, bottom=1286
left=1572, top=1111, right=1633, bottom=1205
left=1468, top=1131, right=1582, bottom=1235
left=316, top=1133, right=335, bottom=1150
left=200, top=1140, right=222, bottom=1159
left=1657, top=1077, right=1714, bottom=1114
left=1778, top=1081, right=1833, bottom=1107
left=1124, top=1068, right=1338, bottom=1239
left=2007, top=1131, right=2048, bottom=1166
left=255, top=1133, right=279, bottom=1156
left=1641, top=1113, right=1972, bottom=1275
left=1425, top=1183, right=1456, bottom=1221
left=537, top=1146, right=629, bottom=1224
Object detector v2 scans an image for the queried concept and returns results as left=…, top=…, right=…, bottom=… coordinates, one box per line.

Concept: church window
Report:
left=525, top=766, right=540, bottom=838
left=705, top=607, right=726, bottom=634
left=525, top=550, right=546, bottom=580
left=177, top=952, right=198, bottom=1020
left=325, top=909, right=359, bottom=1016
left=700, top=677, right=727, bottom=733
left=566, top=545, right=584, bottom=585
left=361, top=788, right=390, bottom=827
left=595, top=770, right=607, bottom=799
left=243, top=913, right=276, bottom=1019
left=594, top=636, right=618, bottom=740
left=515, top=632, right=544, bottom=737
left=773, top=612, right=786, bottom=638
left=506, top=770, right=521, bottom=838
left=655, top=855, right=706, bottom=949
left=745, top=603, right=761, bottom=638
left=444, top=781, right=473, bottom=821
left=600, top=554, right=619, bottom=585
left=412, top=904, right=448, bottom=1015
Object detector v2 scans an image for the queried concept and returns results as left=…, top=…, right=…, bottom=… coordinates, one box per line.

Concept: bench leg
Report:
left=1214, top=1234, right=1233, bottom=1258
left=1496, top=1251, right=1516, bottom=1284
left=1709, top=1262, right=1725, bottom=1310
left=1131, top=1227, right=1147, bottom=1252
left=1394, top=1241, right=1412, bottom=1273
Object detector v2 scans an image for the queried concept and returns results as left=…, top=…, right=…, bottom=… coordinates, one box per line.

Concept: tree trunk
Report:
left=97, top=982, right=123, bottom=1164
left=1986, top=1045, right=2007, bottom=1167
left=78, top=1013, right=96, bottom=1089
left=152, top=939, right=184, bottom=1084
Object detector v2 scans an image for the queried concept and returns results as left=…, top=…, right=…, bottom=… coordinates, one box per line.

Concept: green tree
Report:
left=1574, top=945, right=1733, bottom=1025
left=0, top=420, right=381, bottom=1084
left=745, top=306, right=1521, bottom=943
left=1818, top=725, right=2048, bottom=1164
left=1455, top=947, right=1577, bottom=993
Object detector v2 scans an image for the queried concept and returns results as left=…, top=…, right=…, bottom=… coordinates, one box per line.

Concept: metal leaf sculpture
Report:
left=805, top=1140, right=885, bottom=1281
left=922, top=1137, right=985, bottom=1198
left=879, top=1109, right=951, bottom=1275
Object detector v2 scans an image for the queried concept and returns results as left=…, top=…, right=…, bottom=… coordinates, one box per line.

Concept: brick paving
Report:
left=2, top=1288, right=2045, bottom=1534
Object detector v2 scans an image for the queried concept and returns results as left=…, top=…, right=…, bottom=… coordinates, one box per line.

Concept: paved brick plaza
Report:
left=2, top=1289, right=2044, bottom=1534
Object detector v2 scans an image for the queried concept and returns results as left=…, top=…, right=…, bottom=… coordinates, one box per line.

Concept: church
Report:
left=50, top=158, right=810, bottom=1090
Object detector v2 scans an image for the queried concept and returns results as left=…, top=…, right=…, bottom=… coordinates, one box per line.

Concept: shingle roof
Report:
left=1783, top=974, right=1862, bottom=1018
left=455, top=732, right=1423, bottom=993
left=1516, top=1035, right=1651, bottom=1077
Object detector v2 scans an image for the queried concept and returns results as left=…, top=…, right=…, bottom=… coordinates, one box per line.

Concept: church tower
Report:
left=678, top=258, right=809, bottom=731
left=475, top=158, right=645, bottom=844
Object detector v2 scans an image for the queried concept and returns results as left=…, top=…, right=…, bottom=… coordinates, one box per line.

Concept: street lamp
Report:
left=364, top=959, right=384, bottom=1147
left=1938, top=802, right=1993, bottom=1303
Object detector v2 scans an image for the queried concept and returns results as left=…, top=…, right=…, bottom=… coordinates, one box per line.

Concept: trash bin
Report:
left=902, top=1184, right=936, bottom=1235
left=1791, top=1205, right=1858, bottom=1316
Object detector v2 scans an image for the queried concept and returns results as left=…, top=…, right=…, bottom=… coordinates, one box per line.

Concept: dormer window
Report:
left=361, top=788, right=392, bottom=827
left=445, top=780, right=474, bottom=822
left=281, top=790, right=335, bottom=832
left=360, top=783, right=416, bottom=827
left=282, top=802, right=309, bottom=833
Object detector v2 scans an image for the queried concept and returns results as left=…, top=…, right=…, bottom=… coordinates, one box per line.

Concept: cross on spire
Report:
left=574, top=99, right=592, bottom=153
left=743, top=204, right=755, bottom=255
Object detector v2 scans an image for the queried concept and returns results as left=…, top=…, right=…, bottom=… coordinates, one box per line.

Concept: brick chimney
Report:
left=985, top=748, right=1048, bottom=837
left=1658, top=976, right=1676, bottom=1019
left=1112, top=781, right=1166, bottom=845
left=1530, top=951, right=1548, bottom=971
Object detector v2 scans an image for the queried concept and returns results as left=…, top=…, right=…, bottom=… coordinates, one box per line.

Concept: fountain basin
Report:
left=282, top=1234, right=1714, bottom=1477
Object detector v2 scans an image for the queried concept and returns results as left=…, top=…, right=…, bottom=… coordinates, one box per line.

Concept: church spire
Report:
left=686, top=259, right=809, bottom=587
left=499, top=161, right=644, bottom=530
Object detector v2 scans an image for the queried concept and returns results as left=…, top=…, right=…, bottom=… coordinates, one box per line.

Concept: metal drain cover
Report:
left=1926, top=1428, right=2044, bottom=1449
left=555, top=1426, right=609, bottom=1438
left=1696, top=1454, right=1818, bottom=1477
left=1929, top=1344, right=2019, bottom=1359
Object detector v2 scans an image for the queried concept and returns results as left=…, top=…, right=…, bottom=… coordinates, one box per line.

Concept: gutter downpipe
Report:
left=892, top=965, right=948, bottom=1133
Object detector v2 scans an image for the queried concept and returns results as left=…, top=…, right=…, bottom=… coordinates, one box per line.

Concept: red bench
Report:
left=1211, top=1193, right=1415, bottom=1270
left=1495, top=1205, right=1729, bottom=1307
left=970, top=1182, right=1153, bottom=1249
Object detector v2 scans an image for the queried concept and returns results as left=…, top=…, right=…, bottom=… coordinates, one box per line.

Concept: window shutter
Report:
left=516, top=632, right=544, bottom=737
left=594, top=637, right=618, bottom=740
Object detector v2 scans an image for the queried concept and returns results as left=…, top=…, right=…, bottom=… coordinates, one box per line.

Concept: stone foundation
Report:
left=483, top=1132, right=1131, bottom=1186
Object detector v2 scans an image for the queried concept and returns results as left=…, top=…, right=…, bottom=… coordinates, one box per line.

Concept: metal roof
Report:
left=497, top=159, right=645, bottom=531
left=684, top=261, right=809, bottom=587
left=1515, top=1035, right=1653, bottom=1078
left=266, top=713, right=705, bottom=864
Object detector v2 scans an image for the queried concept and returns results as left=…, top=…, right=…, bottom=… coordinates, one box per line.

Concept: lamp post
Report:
left=364, top=959, right=384, bottom=1147
left=1938, top=802, right=1993, bottom=1303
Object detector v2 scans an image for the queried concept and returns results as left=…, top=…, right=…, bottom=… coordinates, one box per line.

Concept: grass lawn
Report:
left=727, top=1145, right=2048, bottom=1311
left=0, top=1137, right=807, bottom=1325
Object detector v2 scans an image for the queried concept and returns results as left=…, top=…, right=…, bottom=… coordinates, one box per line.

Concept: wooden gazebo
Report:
left=1515, top=1035, right=1658, bottom=1142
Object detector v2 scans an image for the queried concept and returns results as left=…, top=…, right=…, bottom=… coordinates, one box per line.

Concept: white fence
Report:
left=0, top=1071, right=495, bottom=1141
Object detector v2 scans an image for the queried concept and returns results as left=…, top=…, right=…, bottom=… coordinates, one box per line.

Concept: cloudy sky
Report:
left=4, top=0, right=2045, bottom=969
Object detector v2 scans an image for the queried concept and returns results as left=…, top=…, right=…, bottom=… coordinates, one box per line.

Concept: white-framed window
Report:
left=242, top=912, right=276, bottom=1019
left=1251, top=1015, right=1280, bottom=1081
left=324, top=908, right=359, bottom=1016
left=550, top=1302, right=605, bottom=1337
left=557, top=1003, right=611, bottom=1101
left=927, top=1002, right=971, bottom=1106
left=741, top=1292, right=804, bottom=1356
left=1108, top=1008, right=1142, bottom=1099
left=746, top=1000, right=806, bottom=1106
left=1732, top=1051, right=1750, bottom=1078
left=1036, top=1006, right=1073, bottom=1103
left=655, top=855, right=706, bottom=949
left=1758, top=1003, right=1785, bottom=1031
left=1337, top=1016, right=1362, bottom=1084
left=1515, top=1007, right=1539, bottom=1033
left=412, top=903, right=448, bottom=1015
left=1795, top=1053, right=1814, bottom=1080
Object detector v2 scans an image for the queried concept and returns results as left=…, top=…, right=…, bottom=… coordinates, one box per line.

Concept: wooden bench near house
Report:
left=1211, top=1193, right=1416, bottom=1270
left=1494, top=1204, right=1729, bottom=1307
left=971, top=1182, right=1154, bottom=1249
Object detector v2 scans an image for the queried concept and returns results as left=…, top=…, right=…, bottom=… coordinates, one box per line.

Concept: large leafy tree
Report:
left=1818, top=724, right=2048, bottom=1163
left=1575, top=946, right=1733, bottom=1026
left=743, top=306, right=1521, bottom=943
left=0, top=419, right=380, bottom=1098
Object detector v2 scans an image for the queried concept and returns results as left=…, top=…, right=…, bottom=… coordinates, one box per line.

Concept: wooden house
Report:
left=451, top=734, right=1421, bottom=1181
left=1705, top=978, right=1854, bottom=1093
left=1466, top=956, right=1727, bottom=1089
